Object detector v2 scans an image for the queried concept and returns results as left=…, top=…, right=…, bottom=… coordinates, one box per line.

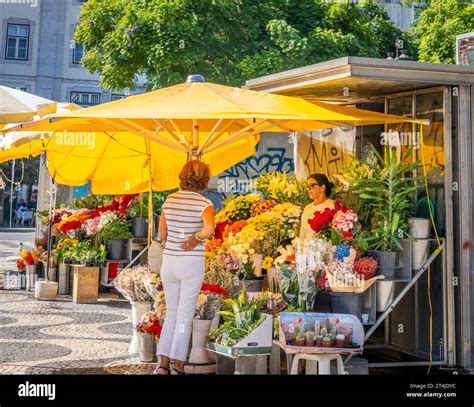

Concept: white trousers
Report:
left=156, top=254, right=204, bottom=362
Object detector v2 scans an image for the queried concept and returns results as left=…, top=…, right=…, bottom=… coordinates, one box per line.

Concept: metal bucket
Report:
left=138, top=332, right=157, bottom=362
left=408, top=217, right=431, bottom=239
left=58, top=263, right=69, bottom=295
left=26, top=265, right=36, bottom=292
left=47, top=267, right=57, bottom=283
left=132, top=217, right=148, bottom=238
left=376, top=280, right=403, bottom=312
left=412, top=239, right=430, bottom=270
left=106, top=239, right=126, bottom=260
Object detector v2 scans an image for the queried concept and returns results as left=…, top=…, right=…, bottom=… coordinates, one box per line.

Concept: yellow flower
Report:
left=262, top=256, right=273, bottom=270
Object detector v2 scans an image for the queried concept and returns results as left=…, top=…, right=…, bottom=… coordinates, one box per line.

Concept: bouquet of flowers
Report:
left=143, top=273, right=162, bottom=299
left=215, top=193, right=260, bottom=223
left=326, top=246, right=382, bottom=293
left=250, top=199, right=276, bottom=217
left=113, top=265, right=155, bottom=303
left=253, top=172, right=311, bottom=208
left=274, top=245, right=299, bottom=307
left=195, top=284, right=227, bottom=320
left=17, top=249, right=39, bottom=271
left=134, top=311, right=162, bottom=342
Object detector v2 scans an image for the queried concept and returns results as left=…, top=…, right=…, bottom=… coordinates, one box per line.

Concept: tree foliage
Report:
left=413, top=0, right=474, bottom=64
left=75, top=0, right=410, bottom=90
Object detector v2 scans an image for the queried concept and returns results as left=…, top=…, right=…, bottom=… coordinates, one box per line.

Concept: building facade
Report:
left=0, top=0, right=146, bottom=105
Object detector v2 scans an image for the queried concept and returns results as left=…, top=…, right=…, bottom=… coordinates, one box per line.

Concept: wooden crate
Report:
left=72, top=266, right=100, bottom=304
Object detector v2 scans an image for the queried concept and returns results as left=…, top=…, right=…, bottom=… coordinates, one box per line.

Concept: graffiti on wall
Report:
left=297, top=127, right=357, bottom=178
left=219, top=146, right=294, bottom=180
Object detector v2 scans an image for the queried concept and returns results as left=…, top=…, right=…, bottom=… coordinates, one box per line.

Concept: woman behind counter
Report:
left=299, top=173, right=336, bottom=241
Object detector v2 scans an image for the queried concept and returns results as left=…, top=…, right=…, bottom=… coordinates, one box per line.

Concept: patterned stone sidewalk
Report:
left=0, top=290, right=158, bottom=374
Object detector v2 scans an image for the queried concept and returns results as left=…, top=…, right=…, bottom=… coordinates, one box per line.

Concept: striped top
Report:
left=162, top=190, right=213, bottom=257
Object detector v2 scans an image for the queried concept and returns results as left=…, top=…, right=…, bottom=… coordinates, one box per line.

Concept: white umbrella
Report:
left=0, top=86, right=57, bottom=125
left=0, top=102, right=81, bottom=151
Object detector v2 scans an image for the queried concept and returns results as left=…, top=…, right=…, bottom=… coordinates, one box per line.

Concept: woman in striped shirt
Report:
left=155, top=160, right=215, bottom=375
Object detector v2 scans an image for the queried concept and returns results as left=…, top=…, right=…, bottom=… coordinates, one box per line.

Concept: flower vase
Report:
left=188, top=318, right=212, bottom=364
left=128, top=302, right=152, bottom=354
left=26, top=265, right=36, bottom=292
left=251, top=253, right=263, bottom=277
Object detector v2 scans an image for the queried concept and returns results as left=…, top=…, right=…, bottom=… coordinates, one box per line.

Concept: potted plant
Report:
left=305, top=331, right=315, bottom=347
left=343, top=145, right=421, bottom=278
left=68, top=240, right=107, bottom=304
left=127, top=196, right=148, bottom=238
left=98, top=217, right=132, bottom=260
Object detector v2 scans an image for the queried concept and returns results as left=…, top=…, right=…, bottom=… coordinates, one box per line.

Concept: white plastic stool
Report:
left=290, top=353, right=346, bottom=375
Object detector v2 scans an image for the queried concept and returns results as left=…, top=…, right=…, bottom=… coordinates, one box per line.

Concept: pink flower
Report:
left=332, top=209, right=358, bottom=232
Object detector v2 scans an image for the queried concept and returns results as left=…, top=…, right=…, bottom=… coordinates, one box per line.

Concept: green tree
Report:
left=75, top=0, right=412, bottom=90
left=413, top=0, right=474, bottom=64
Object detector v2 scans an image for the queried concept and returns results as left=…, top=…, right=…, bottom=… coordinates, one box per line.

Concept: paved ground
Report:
left=0, top=290, right=157, bottom=374
left=0, top=229, right=157, bottom=375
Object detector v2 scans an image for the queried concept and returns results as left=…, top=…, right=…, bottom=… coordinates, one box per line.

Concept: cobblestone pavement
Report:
left=0, top=290, right=158, bottom=374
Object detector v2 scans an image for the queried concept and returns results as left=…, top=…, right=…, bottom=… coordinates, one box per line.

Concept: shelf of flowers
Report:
left=20, top=192, right=171, bottom=296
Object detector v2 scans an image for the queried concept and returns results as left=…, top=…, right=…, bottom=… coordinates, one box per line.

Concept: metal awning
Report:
left=245, top=56, right=474, bottom=103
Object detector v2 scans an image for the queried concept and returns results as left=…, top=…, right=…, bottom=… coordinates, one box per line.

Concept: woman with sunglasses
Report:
left=300, top=173, right=335, bottom=241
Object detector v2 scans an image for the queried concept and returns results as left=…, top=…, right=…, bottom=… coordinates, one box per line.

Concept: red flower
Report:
left=215, top=221, right=231, bottom=240
left=16, top=259, right=25, bottom=271
left=308, top=201, right=345, bottom=234
left=342, top=231, right=354, bottom=240
left=287, top=254, right=296, bottom=262
left=201, top=283, right=227, bottom=298
left=316, top=272, right=329, bottom=291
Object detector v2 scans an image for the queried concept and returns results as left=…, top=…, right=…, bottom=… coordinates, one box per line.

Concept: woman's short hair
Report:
left=179, top=160, right=211, bottom=191
left=308, top=173, right=334, bottom=197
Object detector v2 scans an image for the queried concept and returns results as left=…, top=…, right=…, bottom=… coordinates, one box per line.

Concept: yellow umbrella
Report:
left=4, top=76, right=428, bottom=194
left=0, top=86, right=57, bottom=124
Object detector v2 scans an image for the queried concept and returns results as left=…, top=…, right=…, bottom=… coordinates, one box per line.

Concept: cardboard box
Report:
left=206, top=313, right=273, bottom=357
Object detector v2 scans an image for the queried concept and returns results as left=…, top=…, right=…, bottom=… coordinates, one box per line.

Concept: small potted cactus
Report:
left=315, top=335, right=323, bottom=347
left=335, top=333, right=345, bottom=347
left=305, top=331, right=315, bottom=347
left=322, top=336, right=333, bottom=347
left=295, top=332, right=306, bottom=347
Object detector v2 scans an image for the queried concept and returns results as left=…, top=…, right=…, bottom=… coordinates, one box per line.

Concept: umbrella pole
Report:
left=146, top=143, right=153, bottom=247
left=45, top=177, right=56, bottom=281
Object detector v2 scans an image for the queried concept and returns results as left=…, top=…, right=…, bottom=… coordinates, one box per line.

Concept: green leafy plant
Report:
left=98, top=218, right=132, bottom=240
left=343, top=145, right=422, bottom=251
left=64, top=240, right=106, bottom=266
left=209, top=290, right=268, bottom=347
left=72, top=194, right=114, bottom=210
left=127, top=191, right=173, bottom=218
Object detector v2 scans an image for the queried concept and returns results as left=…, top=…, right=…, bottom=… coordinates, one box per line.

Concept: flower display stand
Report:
left=128, top=302, right=152, bottom=354
left=206, top=313, right=273, bottom=375
left=72, top=266, right=100, bottom=304
left=276, top=312, right=364, bottom=375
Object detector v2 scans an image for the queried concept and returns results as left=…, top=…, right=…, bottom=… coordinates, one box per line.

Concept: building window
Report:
left=72, top=43, right=84, bottom=64
left=111, top=94, right=126, bottom=101
left=70, top=91, right=101, bottom=106
left=6, top=24, right=30, bottom=60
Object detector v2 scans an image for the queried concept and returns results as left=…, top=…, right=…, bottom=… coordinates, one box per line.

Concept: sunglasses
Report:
left=306, top=183, right=321, bottom=190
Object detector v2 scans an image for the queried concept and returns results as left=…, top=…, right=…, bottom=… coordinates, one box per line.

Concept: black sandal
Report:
left=172, top=367, right=185, bottom=375
left=154, top=366, right=171, bottom=375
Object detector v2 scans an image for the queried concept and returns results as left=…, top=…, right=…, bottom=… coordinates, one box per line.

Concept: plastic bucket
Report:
left=329, top=292, right=363, bottom=318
